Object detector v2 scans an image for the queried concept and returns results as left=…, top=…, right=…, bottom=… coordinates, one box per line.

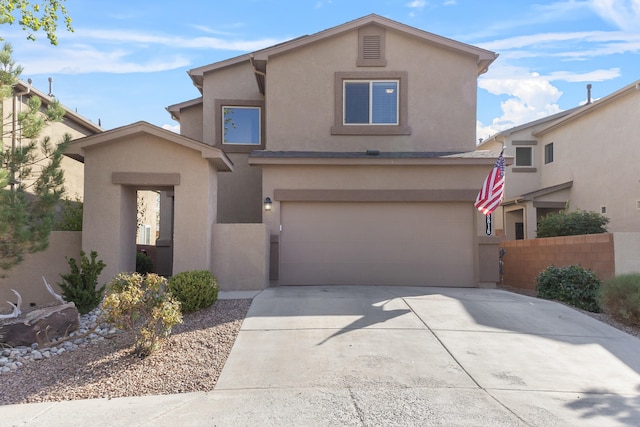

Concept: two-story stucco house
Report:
left=479, top=79, right=640, bottom=240
left=69, top=14, right=505, bottom=288
left=2, top=80, right=103, bottom=199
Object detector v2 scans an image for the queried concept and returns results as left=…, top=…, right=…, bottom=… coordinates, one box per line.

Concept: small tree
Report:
left=0, top=42, right=71, bottom=274
left=57, top=250, right=106, bottom=314
left=536, top=209, right=609, bottom=238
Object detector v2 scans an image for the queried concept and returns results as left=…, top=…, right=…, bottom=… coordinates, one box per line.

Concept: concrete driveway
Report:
left=3, top=286, right=640, bottom=426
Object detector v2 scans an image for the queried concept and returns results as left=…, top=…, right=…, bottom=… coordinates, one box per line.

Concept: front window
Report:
left=222, top=106, right=261, bottom=145
left=515, top=147, right=532, bottom=167
left=544, top=143, right=554, bottom=164
left=344, top=80, right=398, bottom=125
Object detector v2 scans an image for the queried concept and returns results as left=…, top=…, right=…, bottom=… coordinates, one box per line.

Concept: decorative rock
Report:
left=1, top=303, right=80, bottom=347
left=0, top=306, right=119, bottom=374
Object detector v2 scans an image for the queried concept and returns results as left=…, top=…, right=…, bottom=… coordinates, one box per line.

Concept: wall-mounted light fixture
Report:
left=264, top=197, right=272, bottom=211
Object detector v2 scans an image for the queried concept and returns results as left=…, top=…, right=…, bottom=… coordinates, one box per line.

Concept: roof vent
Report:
left=362, top=35, right=381, bottom=59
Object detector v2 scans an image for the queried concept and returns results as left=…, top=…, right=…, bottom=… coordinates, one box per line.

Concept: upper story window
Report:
left=544, top=142, right=554, bottom=164
left=511, top=140, right=537, bottom=172
left=344, top=80, right=398, bottom=125
left=223, top=106, right=261, bottom=145
left=331, top=71, right=411, bottom=135
left=215, top=99, right=265, bottom=153
left=515, top=147, right=532, bottom=167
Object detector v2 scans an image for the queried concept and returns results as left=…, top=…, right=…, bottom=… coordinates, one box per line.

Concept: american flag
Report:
left=474, top=151, right=505, bottom=216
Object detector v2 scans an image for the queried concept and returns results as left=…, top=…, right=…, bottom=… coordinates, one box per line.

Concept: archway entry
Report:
left=65, top=122, right=233, bottom=283
left=136, top=189, right=174, bottom=276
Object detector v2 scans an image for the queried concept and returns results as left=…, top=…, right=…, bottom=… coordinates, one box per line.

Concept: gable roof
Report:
left=188, top=14, right=498, bottom=90
left=166, top=97, right=203, bottom=121
left=65, top=121, right=233, bottom=171
left=477, top=107, right=581, bottom=149
left=533, top=79, right=640, bottom=137
left=14, top=80, right=103, bottom=134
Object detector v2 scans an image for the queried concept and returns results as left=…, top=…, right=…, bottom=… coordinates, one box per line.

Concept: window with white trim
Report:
left=331, top=71, right=410, bottom=135
left=515, top=147, right=532, bottom=167
left=222, top=106, right=261, bottom=145
left=344, top=80, right=398, bottom=125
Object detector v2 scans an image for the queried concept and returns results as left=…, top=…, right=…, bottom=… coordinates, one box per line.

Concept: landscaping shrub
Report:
left=58, top=250, right=106, bottom=314
left=536, top=209, right=609, bottom=238
left=136, top=251, right=154, bottom=275
left=101, top=272, right=182, bottom=356
left=599, top=273, right=640, bottom=327
left=168, top=270, right=218, bottom=313
left=54, top=197, right=83, bottom=231
left=536, top=265, right=601, bottom=312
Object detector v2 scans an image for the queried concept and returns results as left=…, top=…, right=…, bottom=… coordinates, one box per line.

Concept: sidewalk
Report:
left=2, top=286, right=640, bottom=426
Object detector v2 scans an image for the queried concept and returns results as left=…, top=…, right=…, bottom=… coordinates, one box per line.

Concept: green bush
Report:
left=536, top=265, right=601, bottom=312
left=101, top=273, right=183, bottom=357
left=58, top=250, right=106, bottom=314
left=168, top=270, right=218, bottom=313
left=536, top=210, right=609, bottom=238
left=54, top=197, right=83, bottom=231
left=599, top=273, right=640, bottom=327
left=136, top=252, right=154, bottom=275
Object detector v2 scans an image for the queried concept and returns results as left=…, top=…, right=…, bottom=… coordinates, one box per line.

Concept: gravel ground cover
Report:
left=0, top=299, right=251, bottom=405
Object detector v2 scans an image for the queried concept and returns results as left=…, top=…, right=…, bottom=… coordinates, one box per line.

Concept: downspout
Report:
left=10, top=83, right=31, bottom=190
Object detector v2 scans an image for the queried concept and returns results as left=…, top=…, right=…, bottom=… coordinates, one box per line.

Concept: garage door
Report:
left=279, top=202, right=474, bottom=286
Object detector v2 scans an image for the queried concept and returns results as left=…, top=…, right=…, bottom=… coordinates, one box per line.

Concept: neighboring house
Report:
left=70, top=14, right=505, bottom=288
left=1, top=79, right=103, bottom=200
left=478, top=80, right=640, bottom=240
left=0, top=80, right=103, bottom=308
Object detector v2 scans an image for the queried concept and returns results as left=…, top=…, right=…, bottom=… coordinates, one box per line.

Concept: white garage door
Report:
left=279, top=202, right=474, bottom=286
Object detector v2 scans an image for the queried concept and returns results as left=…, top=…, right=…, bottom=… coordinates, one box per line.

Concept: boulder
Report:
left=0, top=303, right=80, bottom=347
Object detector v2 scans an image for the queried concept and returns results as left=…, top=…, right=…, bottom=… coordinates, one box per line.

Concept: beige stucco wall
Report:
left=178, top=103, right=204, bottom=142
left=537, top=91, right=640, bottom=232
left=265, top=29, right=478, bottom=152
left=0, top=231, right=81, bottom=309
left=202, top=63, right=263, bottom=147
left=613, top=232, right=640, bottom=275
left=217, top=152, right=262, bottom=223
left=82, top=134, right=218, bottom=283
left=211, top=224, right=269, bottom=290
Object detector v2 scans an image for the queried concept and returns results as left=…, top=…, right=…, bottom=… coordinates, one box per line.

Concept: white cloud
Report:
left=443, top=0, right=456, bottom=5
left=75, top=28, right=284, bottom=51
left=589, top=0, right=640, bottom=32
left=477, top=67, right=563, bottom=139
left=475, top=63, right=621, bottom=140
left=18, top=44, right=191, bottom=74
left=546, top=68, right=620, bottom=82
left=162, top=123, right=180, bottom=133
left=406, top=0, right=427, bottom=9
left=478, top=29, right=640, bottom=64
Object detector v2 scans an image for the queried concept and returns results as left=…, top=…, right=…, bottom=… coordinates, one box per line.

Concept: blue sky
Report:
left=4, top=0, right=640, bottom=141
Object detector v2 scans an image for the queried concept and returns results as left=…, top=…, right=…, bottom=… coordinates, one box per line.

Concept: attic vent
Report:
left=357, top=25, right=386, bottom=67
left=362, top=35, right=381, bottom=59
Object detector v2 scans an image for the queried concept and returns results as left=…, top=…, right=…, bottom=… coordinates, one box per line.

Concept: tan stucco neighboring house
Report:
left=161, top=14, right=504, bottom=288
left=1, top=80, right=103, bottom=199
left=0, top=80, right=102, bottom=308
left=479, top=79, right=640, bottom=240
